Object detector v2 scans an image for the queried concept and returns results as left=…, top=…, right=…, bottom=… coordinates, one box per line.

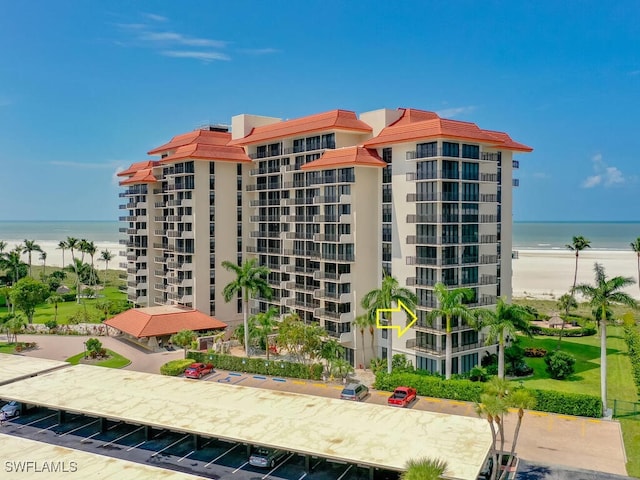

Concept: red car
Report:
left=184, top=363, right=214, bottom=379
left=387, top=386, right=417, bottom=407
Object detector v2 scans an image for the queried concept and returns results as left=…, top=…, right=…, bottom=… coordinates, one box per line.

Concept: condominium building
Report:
left=118, top=107, right=531, bottom=374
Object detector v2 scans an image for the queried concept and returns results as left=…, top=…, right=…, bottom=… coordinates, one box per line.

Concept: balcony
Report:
left=313, top=290, right=351, bottom=302
left=479, top=194, right=498, bottom=202
left=479, top=215, right=498, bottom=223
left=313, top=271, right=351, bottom=282
left=321, top=252, right=354, bottom=262
left=250, top=199, right=281, bottom=207
left=285, top=231, right=314, bottom=240
left=314, top=309, right=353, bottom=322
left=252, top=231, right=282, bottom=238
left=250, top=215, right=281, bottom=222
left=246, top=183, right=281, bottom=192
left=119, top=262, right=128, bottom=269
left=480, top=173, right=498, bottom=182
left=285, top=298, right=318, bottom=310
left=286, top=282, right=317, bottom=293
left=285, top=197, right=313, bottom=206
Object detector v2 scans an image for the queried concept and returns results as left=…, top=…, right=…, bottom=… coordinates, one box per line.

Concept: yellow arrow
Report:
left=376, top=300, right=417, bottom=338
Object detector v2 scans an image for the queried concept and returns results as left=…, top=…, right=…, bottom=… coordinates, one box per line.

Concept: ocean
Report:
left=1, top=221, right=639, bottom=252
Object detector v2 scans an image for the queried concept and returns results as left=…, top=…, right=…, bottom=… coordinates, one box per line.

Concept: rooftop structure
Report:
left=0, top=354, right=69, bottom=386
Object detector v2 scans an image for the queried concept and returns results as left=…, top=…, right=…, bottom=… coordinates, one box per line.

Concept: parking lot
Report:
left=0, top=401, right=399, bottom=480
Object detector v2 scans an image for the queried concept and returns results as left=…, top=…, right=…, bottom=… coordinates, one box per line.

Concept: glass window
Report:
left=442, top=142, right=459, bottom=157
left=462, top=144, right=480, bottom=159
left=416, top=142, right=437, bottom=158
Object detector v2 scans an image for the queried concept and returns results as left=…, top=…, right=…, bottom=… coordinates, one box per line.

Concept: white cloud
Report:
left=142, top=13, right=168, bottom=22
left=141, top=31, right=227, bottom=48
left=582, top=153, right=625, bottom=188
left=435, top=106, right=476, bottom=118
left=161, top=50, right=230, bottom=62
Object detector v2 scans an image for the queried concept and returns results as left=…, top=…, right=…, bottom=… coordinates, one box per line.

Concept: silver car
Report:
left=340, top=382, right=369, bottom=401
left=1, top=401, right=20, bottom=418
left=249, top=447, right=286, bottom=468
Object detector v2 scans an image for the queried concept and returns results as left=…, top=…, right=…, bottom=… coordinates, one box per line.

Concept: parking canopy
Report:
left=0, top=433, right=208, bottom=479
left=0, top=353, right=69, bottom=386
left=0, top=364, right=492, bottom=480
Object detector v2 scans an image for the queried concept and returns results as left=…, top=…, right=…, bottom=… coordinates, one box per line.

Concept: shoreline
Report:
left=3, top=240, right=123, bottom=270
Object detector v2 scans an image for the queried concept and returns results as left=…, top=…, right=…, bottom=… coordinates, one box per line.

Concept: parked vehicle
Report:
left=387, top=386, right=417, bottom=407
left=340, top=383, right=369, bottom=401
left=184, top=363, right=214, bottom=379
left=249, top=447, right=287, bottom=468
left=0, top=401, right=21, bottom=418
left=477, top=452, right=519, bottom=480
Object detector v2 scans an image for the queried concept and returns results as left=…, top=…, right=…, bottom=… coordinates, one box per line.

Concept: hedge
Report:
left=160, top=358, right=195, bottom=376
left=530, top=325, right=596, bottom=337
left=375, top=371, right=601, bottom=417
left=623, top=326, right=640, bottom=393
left=188, top=351, right=323, bottom=380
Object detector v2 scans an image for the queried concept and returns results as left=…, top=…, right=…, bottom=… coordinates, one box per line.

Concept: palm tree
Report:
left=83, top=241, right=97, bottom=289
left=170, top=329, right=196, bottom=358
left=631, top=237, right=640, bottom=294
left=4, top=247, right=25, bottom=284
left=0, top=240, right=7, bottom=254
left=361, top=273, right=417, bottom=374
left=3, top=314, right=25, bottom=343
left=99, top=250, right=114, bottom=272
left=65, top=237, right=80, bottom=303
left=46, top=293, right=64, bottom=323
left=475, top=298, right=533, bottom=379
left=426, top=282, right=475, bottom=379
left=222, top=259, right=272, bottom=357
left=353, top=314, right=369, bottom=368
left=253, top=307, right=278, bottom=360
left=39, top=251, right=47, bottom=276
left=57, top=240, right=68, bottom=269
left=556, top=292, right=578, bottom=347
left=566, top=235, right=591, bottom=295
left=79, top=239, right=90, bottom=263
left=576, top=263, right=637, bottom=416
left=401, top=458, right=448, bottom=480
left=22, top=239, right=42, bottom=277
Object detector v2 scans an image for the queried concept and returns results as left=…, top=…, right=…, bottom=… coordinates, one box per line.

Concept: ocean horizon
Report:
left=1, top=220, right=640, bottom=252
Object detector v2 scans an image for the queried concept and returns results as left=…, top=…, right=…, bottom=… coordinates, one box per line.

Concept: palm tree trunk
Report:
left=28, top=252, right=32, bottom=277
left=243, top=288, right=251, bottom=358
left=498, top=331, right=505, bottom=379
left=445, top=315, right=452, bottom=379
left=500, top=410, right=524, bottom=480
left=637, top=253, right=639, bottom=294
left=601, top=305, right=608, bottom=416
left=360, top=329, right=366, bottom=368
left=572, top=252, right=579, bottom=292
left=386, top=314, right=393, bottom=374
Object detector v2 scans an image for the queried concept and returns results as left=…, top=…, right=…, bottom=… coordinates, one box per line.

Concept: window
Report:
left=321, top=133, right=335, bottom=149
left=462, top=144, right=480, bottom=159
left=442, top=161, right=459, bottom=179
left=461, top=162, right=479, bottom=180
left=442, top=142, right=459, bottom=157
left=417, top=160, right=436, bottom=180
left=461, top=183, right=479, bottom=202
left=382, top=147, right=392, bottom=163
left=460, top=353, right=478, bottom=374
left=306, top=136, right=321, bottom=151
left=382, top=184, right=392, bottom=203
left=293, top=139, right=305, bottom=153
left=416, top=142, right=437, bottom=158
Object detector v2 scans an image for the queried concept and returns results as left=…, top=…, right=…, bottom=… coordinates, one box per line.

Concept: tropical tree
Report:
left=320, top=337, right=344, bottom=376
left=222, top=259, right=272, bottom=357
left=0, top=240, right=6, bottom=253
left=3, top=247, right=27, bottom=284
left=353, top=314, right=370, bottom=368
left=566, top=235, right=591, bottom=295
left=9, top=277, right=49, bottom=324
left=57, top=240, right=68, bottom=269
left=631, top=237, right=640, bottom=294
left=426, top=282, right=475, bottom=379
left=170, top=329, right=197, bottom=358
left=575, top=263, right=637, bottom=416
left=253, top=307, right=278, bottom=360
left=0, top=285, right=12, bottom=313
left=2, top=314, right=25, bottom=343
left=556, top=292, right=578, bottom=347
left=401, top=458, right=448, bottom=480
left=82, top=241, right=97, bottom=288
left=99, top=250, right=114, bottom=275
left=39, top=251, right=47, bottom=276
left=79, top=239, right=90, bottom=263
left=46, top=293, right=64, bottom=323
left=22, top=239, right=42, bottom=277
left=275, top=314, right=324, bottom=364
left=234, top=316, right=259, bottom=351
left=475, top=298, right=533, bottom=379
left=65, top=237, right=80, bottom=303
left=361, top=273, right=417, bottom=374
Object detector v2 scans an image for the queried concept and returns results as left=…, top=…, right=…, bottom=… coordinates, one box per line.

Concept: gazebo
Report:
left=548, top=312, right=565, bottom=329
left=104, top=305, right=227, bottom=351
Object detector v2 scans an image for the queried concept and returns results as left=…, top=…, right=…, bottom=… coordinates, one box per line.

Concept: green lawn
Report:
left=0, top=343, right=18, bottom=354
left=65, top=349, right=130, bottom=368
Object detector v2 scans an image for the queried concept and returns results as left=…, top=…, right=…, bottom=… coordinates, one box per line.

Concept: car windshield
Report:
left=395, top=392, right=407, bottom=398
left=343, top=389, right=355, bottom=395
left=255, top=448, right=271, bottom=456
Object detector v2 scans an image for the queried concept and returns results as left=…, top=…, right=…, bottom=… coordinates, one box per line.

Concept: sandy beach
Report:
left=512, top=249, right=640, bottom=300
left=3, top=240, right=123, bottom=270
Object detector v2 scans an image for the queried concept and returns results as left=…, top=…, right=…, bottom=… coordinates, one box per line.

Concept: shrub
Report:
left=544, top=351, right=576, bottom=379
left=530, top=325, right=596, bottom=337
left=481, top=352, right=497, bottom=367
left=529, top=389, right=601, bottom=417
left=188, top=352, right=324, bottom=380
left=61, top=292, right=76, bottom=302
left=524, top=347, right=548, bottom=357
left=160, top=359, right=196, bottom=376
left=469, top=366, right=488, bottom=382
left=85, top=338, right=102, bottom=355
left=509, top=362, right=534, bottom=377
left=44, top=319, right=58, bottom=332
left=623, top=326, right=640, bottom=393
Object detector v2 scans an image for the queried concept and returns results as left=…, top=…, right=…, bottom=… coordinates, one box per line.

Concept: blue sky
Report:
left=1, top=1, right=639, bottom=222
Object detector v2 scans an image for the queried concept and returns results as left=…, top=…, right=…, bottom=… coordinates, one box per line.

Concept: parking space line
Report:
left=16, top=413, right=57, bottom=429
left=337, top=464, right=353, bottom=480
left=232, top=461, right=249, bottom=473
left=233, top=377, right=248, bottom=385
left=312, top=460, right=322, bottom=469
left=81, top=422, right=120, bottom=443
left=292, top=381, right=306, bottom=385
left=205, top=443, right=240, bottom=468
left=178, top=439, right=212, bottom=463
left=297, top=474, right=307, bottom=480
left=126, top=440, right=147, bottom=452
left=262, top=453, right=295, bottom=479
left=102, top=426, right=145, bottom=447
left=150, top=434, right=190, bottom=458
left=37, top=423, right=59, bottom=434
left=58, top=419, right=99, bottom=437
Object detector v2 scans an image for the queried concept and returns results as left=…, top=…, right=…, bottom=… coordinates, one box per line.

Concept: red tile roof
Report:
left=160, top=143, right=250, bottom=163
left=228, top=110, right=372, bottom=146
left=104, top=305, right=227, bottom=338
left=364, top=108, right=532, bottom=152
left=301, top=146, right=386, bottom=170
left=119, top=168, right=158, bottom=186
left=117, top=160, right=158, bottom=177
left=148, top=129, right=231, bottom=155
